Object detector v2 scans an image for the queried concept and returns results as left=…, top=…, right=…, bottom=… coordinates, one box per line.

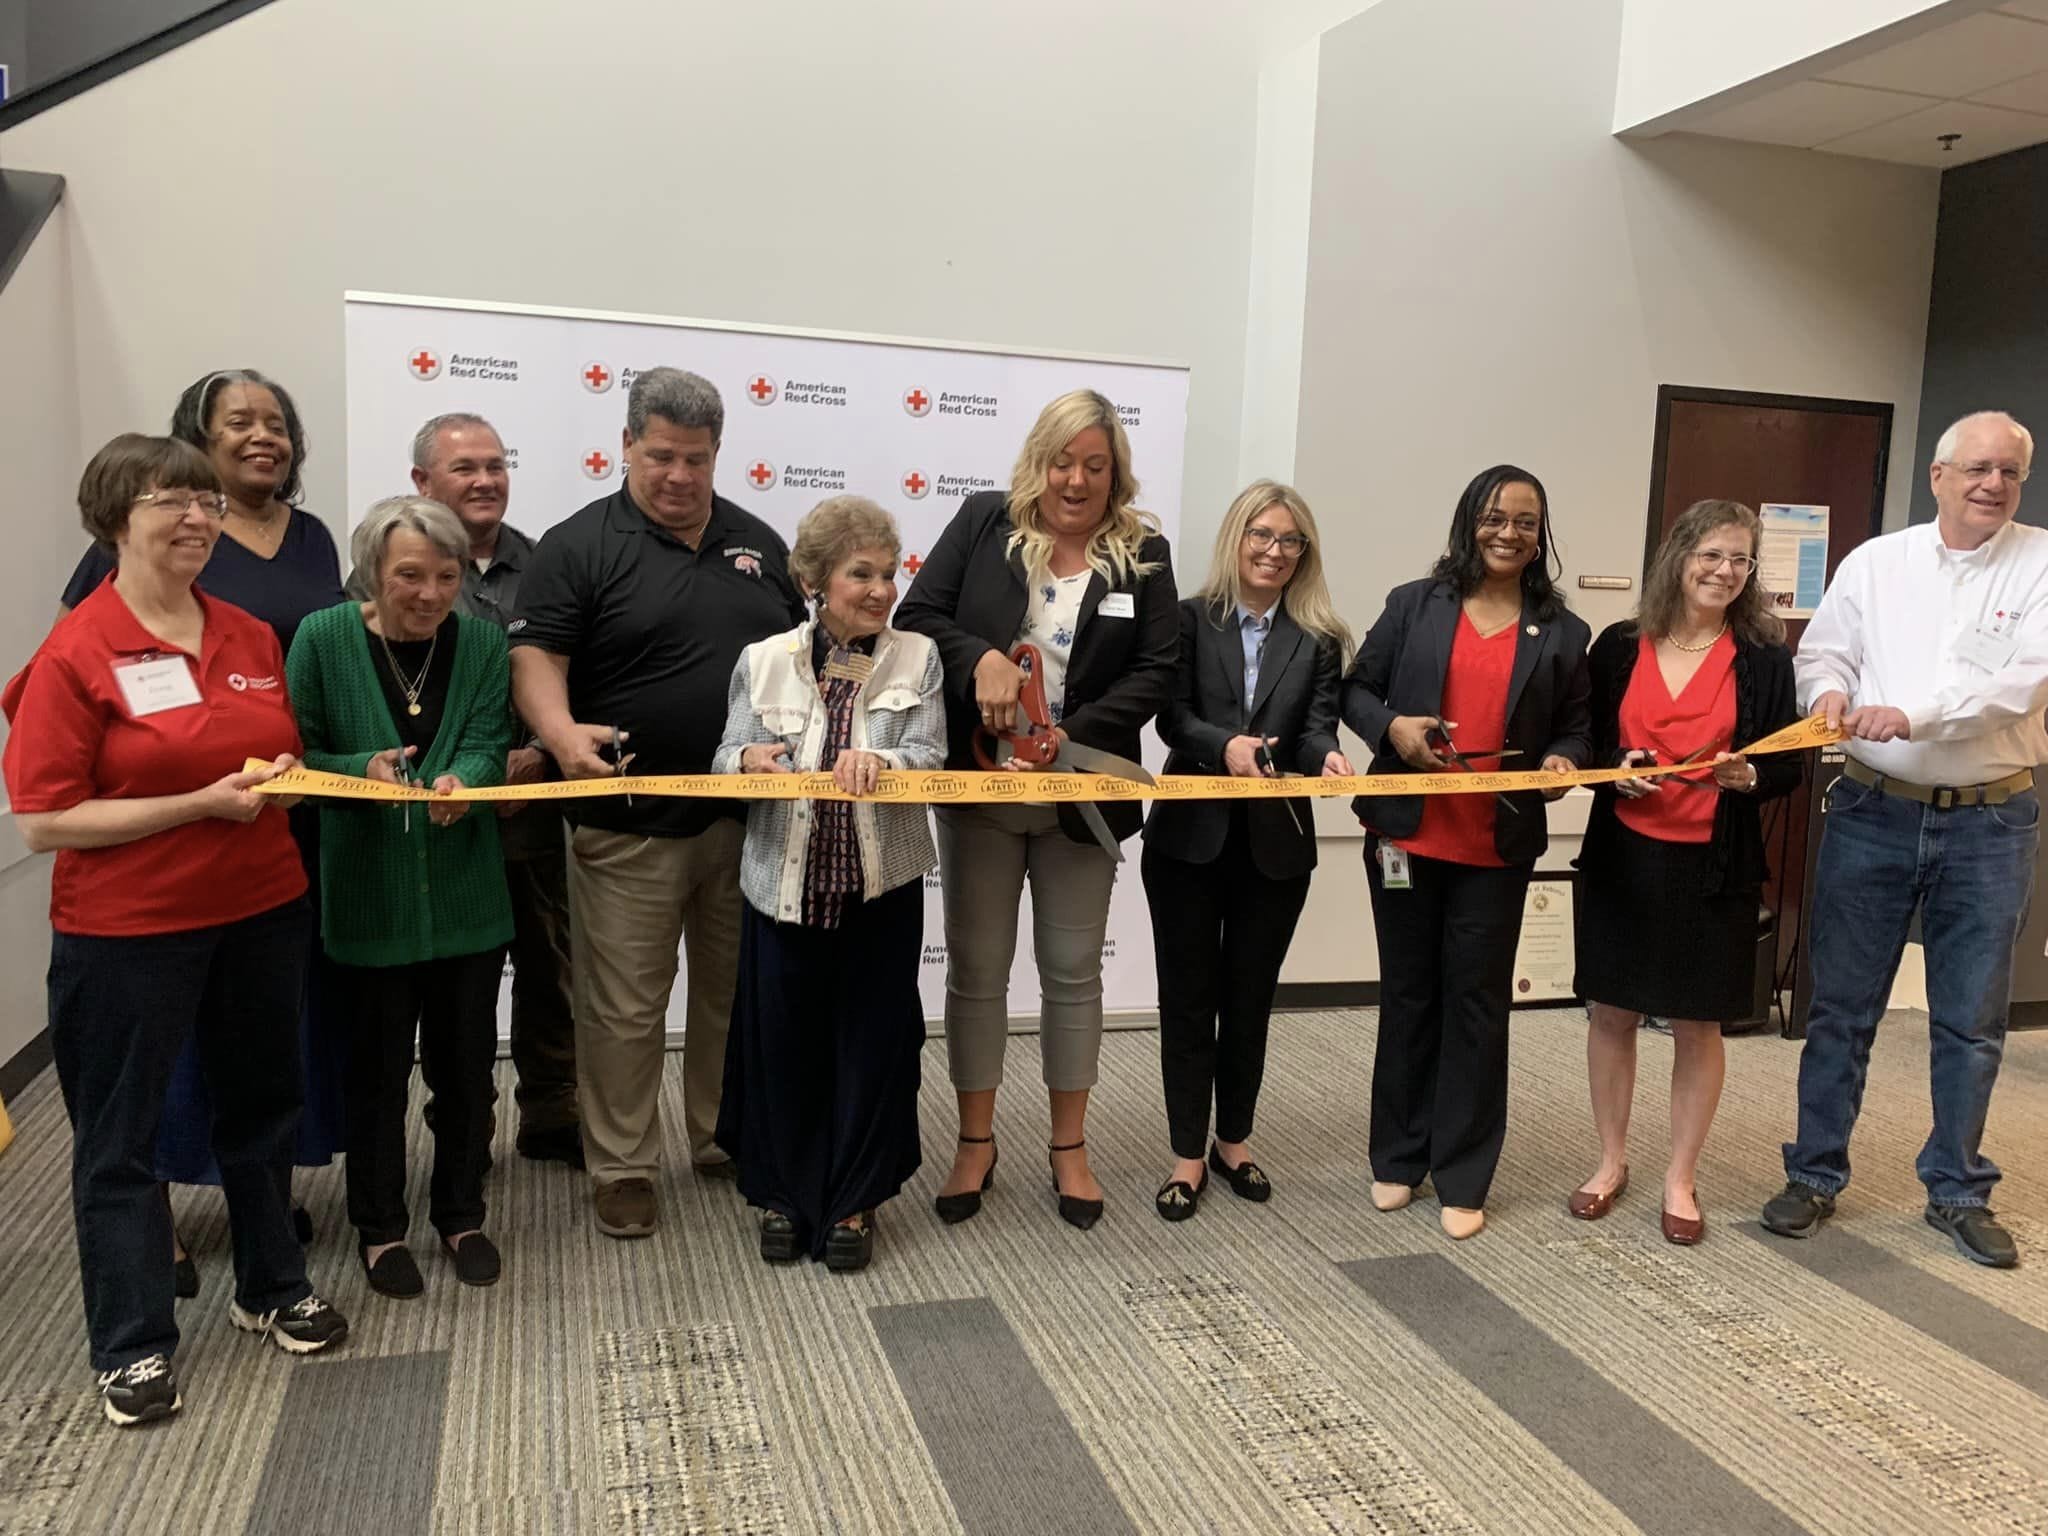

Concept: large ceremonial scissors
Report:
left=972, top=643, right=1155, bottom=861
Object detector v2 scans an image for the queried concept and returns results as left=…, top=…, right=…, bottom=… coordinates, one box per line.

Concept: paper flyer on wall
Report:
left=1757, top=503, right=1829, bottom=618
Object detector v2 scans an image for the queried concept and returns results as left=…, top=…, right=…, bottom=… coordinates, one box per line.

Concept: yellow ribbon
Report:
left=249, top=716, right=1840, bottom=806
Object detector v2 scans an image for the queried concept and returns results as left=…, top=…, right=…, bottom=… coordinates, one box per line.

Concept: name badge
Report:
left=1955, top=623, right=2016, bottom=673
left=113, top=655, right=203, bottom=717
left=1377, top=840, right=1412, bottom=890
left=1098, top=592, right=1135, bottom=619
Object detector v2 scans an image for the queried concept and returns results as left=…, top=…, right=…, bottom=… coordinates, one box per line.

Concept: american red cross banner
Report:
left=342, top=292, right=1191, bottom=1032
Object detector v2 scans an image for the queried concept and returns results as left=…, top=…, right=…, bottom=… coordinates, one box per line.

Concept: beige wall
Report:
left=0, top=200, right=79, bottom=1068
left=1280, top=0, right=1939, bottom=984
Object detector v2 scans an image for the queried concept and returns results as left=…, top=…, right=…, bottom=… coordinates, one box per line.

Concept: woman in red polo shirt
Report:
left=3, top=435, right=348, bottom=1429
left=1570, top=501, right=1799, bottom=1245
left=1341, top=465, right=1592, bottom=1240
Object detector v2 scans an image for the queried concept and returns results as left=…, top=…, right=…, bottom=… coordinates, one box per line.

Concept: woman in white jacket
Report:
left=712, top=496, right=948, bottom=1272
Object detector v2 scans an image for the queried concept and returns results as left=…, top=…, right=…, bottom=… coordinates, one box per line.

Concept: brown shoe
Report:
left=1662, top=1204, right=1705, bottom=1246
left=1567, top=1167, right=1628, bottom=1221
left=594, top=1177, right=658, bottom=1239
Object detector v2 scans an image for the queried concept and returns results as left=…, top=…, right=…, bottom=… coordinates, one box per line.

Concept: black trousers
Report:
left=341, top=947, right=504, bottom=1245
left=1142, top=814, right=1311, bottom=1161
left=506, top=848, right=577, bottom=1134
left=1363, top=841, right=1532, bottom=1209
left=48, top=900, right=311, bottom=1371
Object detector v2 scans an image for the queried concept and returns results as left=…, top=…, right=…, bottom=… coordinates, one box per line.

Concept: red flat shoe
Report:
left=1567, top=1167, right=1628, bottom=1221
left=1662, top=1205, right=1705, bottom=1245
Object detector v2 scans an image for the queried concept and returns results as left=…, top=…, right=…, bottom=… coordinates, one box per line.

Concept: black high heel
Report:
left=1049, top=1141, right=1103, bottom=1230
left=934, top=1135, right=997, bottom=1224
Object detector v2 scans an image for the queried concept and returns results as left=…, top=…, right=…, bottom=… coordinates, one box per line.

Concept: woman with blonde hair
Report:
left=1142, top=481, right=1353, bottom=1219
left=1570, top=499, right=1799, bottom=1244
left=897, top=389, right=1178, bottom=1229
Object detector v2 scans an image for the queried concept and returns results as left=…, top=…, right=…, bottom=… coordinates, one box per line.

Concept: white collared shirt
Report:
left=1795, top=518, right=2048, bottom=784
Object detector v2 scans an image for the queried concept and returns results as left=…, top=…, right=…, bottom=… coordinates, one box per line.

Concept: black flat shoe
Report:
left=935, top=1135, right=997, bottom=1225
left=826, top=1210, right=875, bottom=1273
left=1049, top=1141, right=1103, bottom=1231
left=443, top=1232, right=501, bottom=1286
left=515, top=1124, right=586, bottom=1170
left=173, top=1252, right=199, bottom=1300
left=1208, top=1145, right=1272, bottom=1203
left=759, top=1212, right=800, bottom=1264
left=292, top=1206, right=315, bottom=1246
left=360, top=1242, right=424, bottom=1299
left=1155, top=1166, right=1207, bottom=1222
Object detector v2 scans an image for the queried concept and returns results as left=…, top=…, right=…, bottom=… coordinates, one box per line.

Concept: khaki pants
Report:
left=566, top=819, right=744, bottom=1182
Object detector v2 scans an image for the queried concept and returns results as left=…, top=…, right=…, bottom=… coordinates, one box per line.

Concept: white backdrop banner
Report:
left=341, top=292, right=1190, bottom=1031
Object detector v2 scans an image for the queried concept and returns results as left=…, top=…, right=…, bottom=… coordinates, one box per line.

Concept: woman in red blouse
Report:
left=3, top=436, right=348, bottom=1429
left=1570, top=501, right=1799, bottom=1244
left=1342, top=466, right=1592, bottom=1240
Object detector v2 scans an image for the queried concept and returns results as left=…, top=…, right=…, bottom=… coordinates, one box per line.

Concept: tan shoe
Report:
left=1370, top=1181, right=1417, bottom=1212
left=594, top=1177, right=658, bottom=1239
left=1440, top=1205, right=1485, bottom=1240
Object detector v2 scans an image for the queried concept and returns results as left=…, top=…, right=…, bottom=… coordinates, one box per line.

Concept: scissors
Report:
left=1252, top=739, right=1310, bottom=838
left=610, top=725, right=633, bottom=808
left=1633, top=742, right=1718, bottom=791
left=394, top=744, right=418, bottom=833
left=972, top=643, right=1155, bottom=861
left=1426, top=721, right=1524, bottom=816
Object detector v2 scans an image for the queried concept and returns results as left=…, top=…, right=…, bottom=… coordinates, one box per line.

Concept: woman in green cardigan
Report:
left=287, top=495, right=513, bottom=1298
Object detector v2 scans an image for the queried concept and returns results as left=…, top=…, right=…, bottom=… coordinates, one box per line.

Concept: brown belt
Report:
left=1840, top=756, right=2035, bottom=808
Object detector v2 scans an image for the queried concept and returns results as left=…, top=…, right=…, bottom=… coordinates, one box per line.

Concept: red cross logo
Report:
left=902, top=553, right=924, bottom=576
left=408, top=349, right=441, bottom=381
left=748, top=374, right=778, bottom=406
left=581, top=361, right=613, bottom=393
left=902, top=469, right=929, bottom=500
left=582, top=450, right=612, bottom=480
left=748, top=460, right=778, bottom=490
left=903, top=387, right=932, bottom=417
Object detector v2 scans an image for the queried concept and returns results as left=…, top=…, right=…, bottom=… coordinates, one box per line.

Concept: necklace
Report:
left=378, top=626, right=437, bottom=716
left=1664, top=621, right=1727, bottom=653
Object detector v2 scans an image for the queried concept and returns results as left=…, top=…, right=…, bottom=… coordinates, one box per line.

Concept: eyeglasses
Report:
left=1944, top=460, right=2031, bottom=484
left=1691, top=549, right=1756, bottom=574
left=1244, top=527, right=1309, bottom=557
left=133, top=490, right=229, bottom=518
left=1475, top=513, right=1542, bottom=537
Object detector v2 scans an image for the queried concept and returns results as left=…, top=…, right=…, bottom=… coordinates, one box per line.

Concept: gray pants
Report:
left=935, top=803, right=1117, bottom=1092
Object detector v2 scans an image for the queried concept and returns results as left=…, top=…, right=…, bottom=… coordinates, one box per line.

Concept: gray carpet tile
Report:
left=0, top=1008, right=2044, bottom=1535
left=241, top=1351, right=451, bottom=1536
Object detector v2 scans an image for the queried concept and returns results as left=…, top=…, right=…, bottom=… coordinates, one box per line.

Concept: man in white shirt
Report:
left=1763, top=411, right=2047, bottom=1268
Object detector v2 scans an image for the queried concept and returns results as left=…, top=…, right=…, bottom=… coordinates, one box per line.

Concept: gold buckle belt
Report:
left=1841, top=757, right=2034, bottom=808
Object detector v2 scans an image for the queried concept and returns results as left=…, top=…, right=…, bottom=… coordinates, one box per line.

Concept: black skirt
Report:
left=716, top=879, right=925, bottom=1259
left=1574, top=819, right=1758, bottom=1022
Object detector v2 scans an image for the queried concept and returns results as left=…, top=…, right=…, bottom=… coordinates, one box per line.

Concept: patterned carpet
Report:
left=1, top=1007, right=2045, bottom=1536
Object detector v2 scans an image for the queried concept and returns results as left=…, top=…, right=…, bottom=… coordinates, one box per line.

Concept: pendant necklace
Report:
left=379, top=628, right=437, bottom=716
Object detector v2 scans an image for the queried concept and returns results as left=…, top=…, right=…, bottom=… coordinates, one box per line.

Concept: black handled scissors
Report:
left=609, top=725, right=633, bottom=808
left=1252, top=739, right=1309, bottom=838
left=1426, top=722, right=1524, bottom=816
left=1627, top=742, right=1717, bottom=792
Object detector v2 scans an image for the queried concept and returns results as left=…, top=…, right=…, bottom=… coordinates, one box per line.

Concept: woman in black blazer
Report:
left=1569, top=500, right=1799, bottom=1246
left=895, top=389, right=1177, bottom=1230
left=1341, top=464, right=1592, bottom=1240
left=1141, top=481, right=1352, bottom=1220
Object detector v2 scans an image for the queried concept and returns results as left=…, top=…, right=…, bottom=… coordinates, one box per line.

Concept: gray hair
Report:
left=1934, top=411, right=2035, bottom=470
left=627, top=367, right=724, bottom=443
left=410, top=412, right=500, bottom=471
left=350, top=495, right=468, bottom=579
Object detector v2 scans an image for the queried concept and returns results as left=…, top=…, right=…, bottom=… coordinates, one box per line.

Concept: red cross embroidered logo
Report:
left=580, top=361, right=613, bottom=394
left=902, top=470, right=929, bottom=500
left=747, top=374, right=778, bottom=406
left=581, top=450, right=612, bottom=480
left=747, top=460, right=778, bottom=491
left=408, top=349, right=441, bottom=381
left=903, top=387, right=932, bottom=418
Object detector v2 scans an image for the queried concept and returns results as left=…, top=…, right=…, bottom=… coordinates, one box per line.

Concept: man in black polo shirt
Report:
left=349, top=412, right=584, bottom=1170
left=510, top=368, right=804, bottom=1238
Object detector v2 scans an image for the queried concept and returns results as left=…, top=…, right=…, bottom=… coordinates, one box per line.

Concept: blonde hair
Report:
left=1638, top=499, right=1785, bottom=646
left=1195, top=480, right=1353, bottom=656
left=789, top=494, right=900, bottom=595
left=1005, top=389, right=1162, bottom=584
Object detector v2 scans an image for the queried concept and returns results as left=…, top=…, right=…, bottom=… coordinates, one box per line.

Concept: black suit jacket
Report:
left=1339, top=577, right=1593, bottom=865
left=1142, top=598, right=1342, bottom=879
left=1575, top=621, right=1801, bottom=895
left=894, top=491, right=1178, bottom=844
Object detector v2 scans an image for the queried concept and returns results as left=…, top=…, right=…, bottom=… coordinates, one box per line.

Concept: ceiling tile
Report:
left=1969, top=68, right=2048, bottom=113
left=1684, top=80, right=1933, bottom=147
left=1815, top=99, right=2048, bottom=166
left=1821, top=11, right=2048, bottom=98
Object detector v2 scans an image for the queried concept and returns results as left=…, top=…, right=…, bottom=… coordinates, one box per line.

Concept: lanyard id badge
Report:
left=1377, top=840, right=1412, bottom=891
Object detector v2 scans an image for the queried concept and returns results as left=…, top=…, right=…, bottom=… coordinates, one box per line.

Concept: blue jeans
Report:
left=1785, top=777, right=2039, bottom=1207
left=48, top=900, right=313, bottom=1371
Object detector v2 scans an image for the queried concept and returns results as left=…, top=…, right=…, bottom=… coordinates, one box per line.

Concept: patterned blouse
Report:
left=801, top=627, right=875, bottom=928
